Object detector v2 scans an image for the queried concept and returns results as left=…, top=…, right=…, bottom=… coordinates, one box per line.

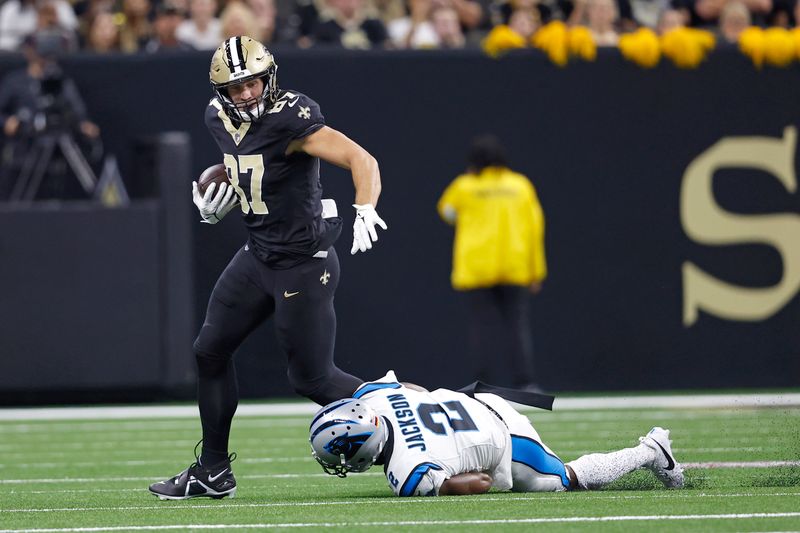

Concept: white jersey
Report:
left=353, top=371, right=513, bottom=496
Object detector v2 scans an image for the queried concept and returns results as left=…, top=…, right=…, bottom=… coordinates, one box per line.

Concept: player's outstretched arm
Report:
left=288, top=126, right=387, bottom=254
left=288, top=125, right=381, bottom=205
left=438, top=472, right=493, bottom=496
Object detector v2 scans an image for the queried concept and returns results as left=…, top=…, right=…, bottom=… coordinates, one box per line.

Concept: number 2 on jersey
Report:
left=417, top=401, right=478, bottom=435
left=223, top=153, right=268, bottom=215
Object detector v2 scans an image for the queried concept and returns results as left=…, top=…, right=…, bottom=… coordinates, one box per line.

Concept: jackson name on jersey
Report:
left=352, top=371, right=513, bottom=497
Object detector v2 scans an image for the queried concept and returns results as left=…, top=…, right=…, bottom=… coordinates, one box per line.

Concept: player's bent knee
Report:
left=509, top=436, right=571, bottom=493
left=511, top=462, right=569, bottom=493
left=290, top=377, right=326, bottom=404
left=290, top=374, right=347, bottom=405
left=288, top=365, right=362, bottom=405
left=194, top=346, right=232, bottom=378
left=193, top=328, right=235, bottom=362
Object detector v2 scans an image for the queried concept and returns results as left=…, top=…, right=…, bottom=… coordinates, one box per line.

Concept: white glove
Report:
left=351, top=203, right=388, bottom=255
left=192, top=181, right=239, bottom=224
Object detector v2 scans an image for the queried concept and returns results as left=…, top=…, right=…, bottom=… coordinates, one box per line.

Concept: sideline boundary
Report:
left=1, top=393, right=799, bottom=421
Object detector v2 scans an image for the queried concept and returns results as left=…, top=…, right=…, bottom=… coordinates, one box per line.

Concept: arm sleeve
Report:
left=417, top=469, right=448, bottom=497
left=395, top=463, right=448, bottom=497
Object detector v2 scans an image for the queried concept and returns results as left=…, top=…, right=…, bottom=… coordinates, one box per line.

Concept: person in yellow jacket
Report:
left=437, top=135, right=546, bottom=389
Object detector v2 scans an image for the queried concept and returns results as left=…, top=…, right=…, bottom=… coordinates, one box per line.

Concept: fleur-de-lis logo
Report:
left=298, top=106, right=311, bottom=119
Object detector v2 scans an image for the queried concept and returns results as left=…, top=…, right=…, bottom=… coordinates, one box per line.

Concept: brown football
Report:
left=197, top=163, right=230, bottom=195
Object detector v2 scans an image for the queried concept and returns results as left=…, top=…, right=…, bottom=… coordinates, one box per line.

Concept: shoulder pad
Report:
left=266, top=91, right=311, bottom=115
left=266, top=91, right=324, bottom=138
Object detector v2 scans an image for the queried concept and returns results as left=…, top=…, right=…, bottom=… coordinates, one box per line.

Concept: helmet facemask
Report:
left=209, top=36, right=279, bottom=123
left=214, top=64, right=277, bottom=123
left=309, top=400, right=388, bottom=478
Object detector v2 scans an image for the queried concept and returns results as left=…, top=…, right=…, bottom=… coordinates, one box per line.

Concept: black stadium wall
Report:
left=1, top=48, right=799, bottom=402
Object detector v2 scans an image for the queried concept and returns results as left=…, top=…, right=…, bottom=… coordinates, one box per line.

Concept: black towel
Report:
left=457, top=381, right=555, bottom=411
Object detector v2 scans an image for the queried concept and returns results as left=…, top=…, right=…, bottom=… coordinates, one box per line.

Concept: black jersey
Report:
left=204, top=90, right=342, bottom=269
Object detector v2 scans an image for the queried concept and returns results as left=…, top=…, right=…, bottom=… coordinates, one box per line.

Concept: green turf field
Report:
left=1, top=401, right=799, bottom=532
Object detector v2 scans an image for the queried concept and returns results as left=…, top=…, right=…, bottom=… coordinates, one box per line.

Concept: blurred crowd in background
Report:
left=0, top=0, right=795, bottom=55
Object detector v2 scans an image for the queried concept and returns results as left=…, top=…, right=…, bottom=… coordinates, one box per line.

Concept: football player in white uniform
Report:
left=309, top=371, right=684, bottom=496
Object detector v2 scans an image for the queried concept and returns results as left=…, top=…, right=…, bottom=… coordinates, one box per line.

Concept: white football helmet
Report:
left=309, top=399, right=387, bottom=478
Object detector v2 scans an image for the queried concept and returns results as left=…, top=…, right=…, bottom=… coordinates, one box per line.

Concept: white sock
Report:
left=566, top=443, right=656, bottom=490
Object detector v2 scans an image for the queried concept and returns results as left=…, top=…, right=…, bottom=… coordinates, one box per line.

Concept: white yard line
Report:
left=0, top=461, right=796, bottom=485
left=1, top=413, right=788, bottom=434
left=2, top=513, right=800, bottom=532
left=1, top=394, right=799, bottom=421
left=11, top=489, right=791, bottom=498
left=0, top=473, right=381, bottom=484
left=0, top=420, right=310, bottom=432
left=0, top=457, right=313, bottom=469
left=550, top=395, right=800, bottom=410
left=684, top=461, right=800, bottom=468
left=1, top=454, right=793, bottom=470
left=0, top=438, right=302, bottom=452
left=2, top=492, right=799, bottom=513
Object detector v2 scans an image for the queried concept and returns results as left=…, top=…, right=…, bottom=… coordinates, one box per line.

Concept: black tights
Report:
left=192, top=246, right=362, bottom=465
left=195, top=355, right=238, bottom=465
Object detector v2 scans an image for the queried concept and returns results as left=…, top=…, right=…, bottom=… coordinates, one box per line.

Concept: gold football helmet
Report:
left=209, top=36, right=278, bottom=122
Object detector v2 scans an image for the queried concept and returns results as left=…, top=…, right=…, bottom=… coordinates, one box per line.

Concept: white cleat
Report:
left=640, top=427, right=684, bottom=489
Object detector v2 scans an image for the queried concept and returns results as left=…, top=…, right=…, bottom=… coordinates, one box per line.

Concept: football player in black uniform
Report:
left=149, top=35, right=387, bottom=500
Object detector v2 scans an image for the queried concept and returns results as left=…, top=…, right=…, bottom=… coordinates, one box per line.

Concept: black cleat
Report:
left=149, top=450, right=237, bottom=500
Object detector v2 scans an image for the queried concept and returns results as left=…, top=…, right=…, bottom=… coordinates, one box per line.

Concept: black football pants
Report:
left=192, top=245, right=362, bottom=460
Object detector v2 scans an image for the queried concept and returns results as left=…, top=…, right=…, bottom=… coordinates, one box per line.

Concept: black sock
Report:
left=200, top=446, right=230, bottom=467
left=196, top=354, right=238, bottom=466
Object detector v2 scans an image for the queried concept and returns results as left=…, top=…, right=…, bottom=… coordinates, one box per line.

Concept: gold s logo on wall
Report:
left=681, top=126, right=800, bottom=326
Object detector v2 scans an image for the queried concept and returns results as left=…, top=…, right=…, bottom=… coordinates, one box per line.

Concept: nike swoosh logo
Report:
left=287, top=97, right=300, bottom=108
left=653, top=440, right=675, bottom=471
left=284, top=291, right=300, bottom=298
left=208, top=468, right=228, bottom=482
